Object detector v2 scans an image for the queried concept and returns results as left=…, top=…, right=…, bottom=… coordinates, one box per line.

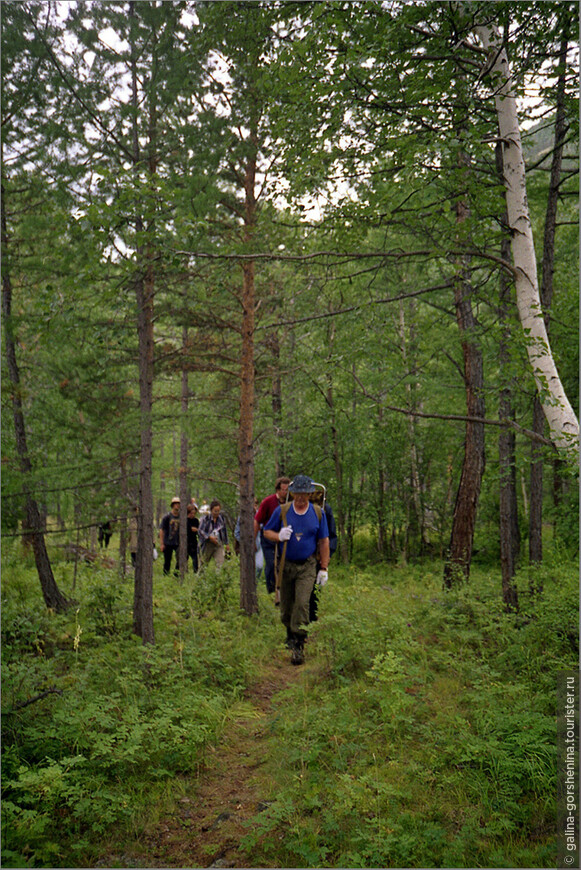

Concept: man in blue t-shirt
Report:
left=264, top=474, right=330, bottom=666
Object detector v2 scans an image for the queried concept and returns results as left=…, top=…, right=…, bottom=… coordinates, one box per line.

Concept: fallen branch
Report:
left=7, top=687, right=64, bottom=714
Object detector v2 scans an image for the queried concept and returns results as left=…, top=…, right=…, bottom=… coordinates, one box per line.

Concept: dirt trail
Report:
left=110, top=648, right=306, bottom=869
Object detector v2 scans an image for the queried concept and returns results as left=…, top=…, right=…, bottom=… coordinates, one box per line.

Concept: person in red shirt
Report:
left=254, top=476, right=290, bottom=594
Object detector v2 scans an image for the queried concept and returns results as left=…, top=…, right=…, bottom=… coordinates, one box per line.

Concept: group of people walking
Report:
left=256, top=474, right=337, bottom=666
left=135, top=471, right=336, bottom=666
left=158, top=497, right=230, bottom=576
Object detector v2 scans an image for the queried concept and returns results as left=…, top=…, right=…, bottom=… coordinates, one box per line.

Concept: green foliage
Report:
left=238, top=562, right=576, bottom=869
left=189, top=559, right=236, bottom=618
left=2, top=0, right=578, bottom=568
left=0, top=550, right=274, bottom=867
left=2, top=551, right=577, bottom=867
left=1, top=1, right=579, bottom=865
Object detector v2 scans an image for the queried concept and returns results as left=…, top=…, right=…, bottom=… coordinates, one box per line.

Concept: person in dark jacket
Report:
left=98, top=521, right=112, bottom=548
left=309, top=501, right=338, bottom=623
left=199, top=500, right=230, bottom=568
left=187, top=501, right=200, bottom=573
left=160, top=497, right=180, bottom=576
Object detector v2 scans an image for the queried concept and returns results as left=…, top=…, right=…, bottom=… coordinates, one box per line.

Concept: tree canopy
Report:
left=1, top=0, right=578, bottom=629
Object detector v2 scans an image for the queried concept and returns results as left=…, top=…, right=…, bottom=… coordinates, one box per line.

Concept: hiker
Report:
left=310, top=500, right=338, bottom=623
left=160, top=497, right=181, bottom=576
left=98, top=521, right=112, bottom=548
left=254, top=476, right=291, bottom=594
left=199, top=499, right=230, bottom=568
left=263, top=474, right=330, bottom=666
left=187, top=501, right=200, bottom=573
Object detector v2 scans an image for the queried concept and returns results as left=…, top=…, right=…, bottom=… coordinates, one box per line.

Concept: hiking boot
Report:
left=291, top=645, right=305, bottom=666
left=290, top=636, right=305, bottom=666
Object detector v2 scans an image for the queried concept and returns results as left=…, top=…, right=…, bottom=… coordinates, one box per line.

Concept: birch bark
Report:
left=474, top=21, right=579, bottom=459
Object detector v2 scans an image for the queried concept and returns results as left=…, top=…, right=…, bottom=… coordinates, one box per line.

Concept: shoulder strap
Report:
left=280, top=502, right=290, bottom=526
left=281, top=501, right=322, bottom=524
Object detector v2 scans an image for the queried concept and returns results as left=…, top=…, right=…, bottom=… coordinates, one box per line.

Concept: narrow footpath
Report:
left=102, top=649, right=307, bottom=869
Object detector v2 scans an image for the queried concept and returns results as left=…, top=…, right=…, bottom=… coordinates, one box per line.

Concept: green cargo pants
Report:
left=280, top=555, right=317, bottom=639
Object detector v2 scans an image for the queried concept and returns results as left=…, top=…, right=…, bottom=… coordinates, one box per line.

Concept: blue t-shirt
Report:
left=264, top=503, right=329, bottom=562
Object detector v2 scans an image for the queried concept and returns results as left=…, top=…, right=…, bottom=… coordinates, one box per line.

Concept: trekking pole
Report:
left=274, top=537, right=288, bottom=605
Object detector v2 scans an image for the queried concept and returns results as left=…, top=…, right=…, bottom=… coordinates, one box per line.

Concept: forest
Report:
left=1, top=1, right=579, bottom=868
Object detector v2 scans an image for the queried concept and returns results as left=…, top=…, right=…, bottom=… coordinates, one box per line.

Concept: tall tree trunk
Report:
left=529, top=397, right=545, bottom=565
left=553, top=457, right=564, bottom=521
left=376, top=405, right=388, bottom=558
left=324, top=319, right=348, bottom=561
left=529, top=22, right=570, bottom=566
left=443, top=280, right=486, bottom=587
left=133, top=263, right=156, bottom=644
left=443, top=114, right=486, bottom=588
left=269, top=330, right=286, bottom=477
left=496, top=143, right=520, bottom=610
left=474, top=18, right=579, bottom=459
left=498, top=329, right=520, bottom=610
left=179, top=320, right=189, bottom=582
left=130, top=1, right=155, bottom=644
left=399, top=299, right=425, bottom=553
left=2, top=183, right=71, bottom=612
left=239, top=146, right=258, bottom=616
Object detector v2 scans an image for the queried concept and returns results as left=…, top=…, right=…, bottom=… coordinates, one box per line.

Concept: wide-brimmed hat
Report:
left=171, top=497, right=180, bottom=505
left=289, top=474, right=315, bottom=494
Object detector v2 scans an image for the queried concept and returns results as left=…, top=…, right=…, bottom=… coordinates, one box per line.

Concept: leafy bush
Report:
left=0, top=553, right=271, bottom=867
left=238, top=561, right=576, bottom=869
left=2, top=550, right=577, bottom=868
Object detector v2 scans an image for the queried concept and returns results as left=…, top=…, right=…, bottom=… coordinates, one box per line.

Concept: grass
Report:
left=1, top=539, right=578, bottom=868
left=236, top=554, right=577, bottom=868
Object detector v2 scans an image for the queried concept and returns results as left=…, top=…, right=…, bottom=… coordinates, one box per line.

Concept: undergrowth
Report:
left=1, top=540, right=578, bottom=868
left=1, top=549, right=275, bottom=868
left=239, top=553, right=578, bottom=869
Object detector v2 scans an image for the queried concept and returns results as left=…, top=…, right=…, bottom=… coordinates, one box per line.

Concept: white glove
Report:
left=278, top=525, right=293, bottom=542
left=316, top=570, right=328, bottom=586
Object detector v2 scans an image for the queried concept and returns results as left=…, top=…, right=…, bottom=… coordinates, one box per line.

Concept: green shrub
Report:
left=2, top=555, right=576, bottom=868
left=0, top=556, right=268, bottom=866
left=237, top=563, right=573, bottom=868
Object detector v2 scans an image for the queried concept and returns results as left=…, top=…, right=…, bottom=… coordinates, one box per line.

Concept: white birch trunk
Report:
left=474, top=21, right=579, bottom=459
